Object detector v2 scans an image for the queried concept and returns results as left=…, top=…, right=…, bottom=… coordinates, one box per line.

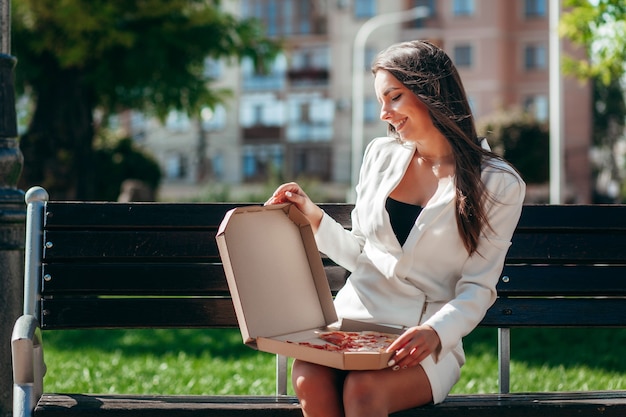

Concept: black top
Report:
left=385, top=197, right=422, bottom=246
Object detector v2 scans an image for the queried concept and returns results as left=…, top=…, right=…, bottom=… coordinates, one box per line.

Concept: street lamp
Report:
left=549, top=0, right=564, bottom=203
left=350, top=6, right=430, bottom=202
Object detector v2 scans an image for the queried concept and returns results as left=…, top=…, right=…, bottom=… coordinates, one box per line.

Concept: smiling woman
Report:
left=265, top=40, right=525, bottom=417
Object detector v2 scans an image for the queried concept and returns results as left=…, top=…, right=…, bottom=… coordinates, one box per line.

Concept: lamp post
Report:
left=549, top=0, right=563, bottom=203
left=1, top=0, right=26, bottom=414
left=349, top=6, right=430, bottom=202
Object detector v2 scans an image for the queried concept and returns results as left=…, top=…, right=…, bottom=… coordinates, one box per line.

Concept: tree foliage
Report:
left=560, top=0, right=626, bottom=85
left=478, top=109, right=550, bottom=185
left=560, top=0, right=626, bottom=202
left=94, top=138, right=162, bottom=202
left=12, top=0, right=281, bottom=199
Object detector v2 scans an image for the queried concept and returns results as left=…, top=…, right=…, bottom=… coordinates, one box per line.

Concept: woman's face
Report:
left=374, top=69, right=435, bottom=142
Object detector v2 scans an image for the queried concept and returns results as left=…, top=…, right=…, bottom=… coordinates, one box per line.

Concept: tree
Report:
left=477, top=109, right=550, bottom=185
left=12, top=0, right=280, bottom=200
left=560, top=0, right=626, bottom=85
left=560, top=0, right=626, bottom=202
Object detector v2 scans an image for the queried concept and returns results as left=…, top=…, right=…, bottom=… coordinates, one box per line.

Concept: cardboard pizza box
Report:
left=215, top=203, right=401, bottom=370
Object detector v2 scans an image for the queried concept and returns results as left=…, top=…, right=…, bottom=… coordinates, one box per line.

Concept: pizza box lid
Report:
left=216, top=204, right=401, bottom=370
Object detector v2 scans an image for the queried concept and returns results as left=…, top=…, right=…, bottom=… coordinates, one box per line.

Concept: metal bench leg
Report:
left=276, top=354, right=288, bottom=395
left=498, top=327, right=510, bottom=394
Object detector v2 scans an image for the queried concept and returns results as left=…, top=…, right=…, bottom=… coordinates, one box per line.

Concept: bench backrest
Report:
left=22, top=190, right=626, bottom=394
left=31, top=202, right=354, bottom=329
left=28, top=201, right=626, bottom=330
left=487, top=204, right=626, bottom=327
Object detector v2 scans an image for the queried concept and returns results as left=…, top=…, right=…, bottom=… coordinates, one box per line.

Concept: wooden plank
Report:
left=498, top=265, right=626, bottom=296
left=41, top=263, right=230, bottom=295
left=35, top=394, right=302, bottom=417
left=34, top=391, right=626, bottom=417
left=507, top=232, right=626, bottom=263
left=40, top=298, right=239, bottom=329
left=516, top=205, right=626, bottom=231
left=44, top=202, right=249, bottom=229
left=319, top=203, right=353, bottom=227
left=43, top=230, right=220, bottom=260
left=41, top=263, right=348, bottom=296
left=482, top=297, right=626, bottom=327
left=40, top=295, right=626, bottom=330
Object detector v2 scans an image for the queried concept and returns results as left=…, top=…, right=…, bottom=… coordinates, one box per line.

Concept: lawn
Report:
left=41, top=327, right=626, bottom=395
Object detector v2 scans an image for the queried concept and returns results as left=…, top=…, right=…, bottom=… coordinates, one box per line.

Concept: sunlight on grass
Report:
left=42, top=327, right=626, bottom=396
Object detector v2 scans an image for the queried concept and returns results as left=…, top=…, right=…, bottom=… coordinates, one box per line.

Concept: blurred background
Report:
left=6, top=0, right=626, bottom=204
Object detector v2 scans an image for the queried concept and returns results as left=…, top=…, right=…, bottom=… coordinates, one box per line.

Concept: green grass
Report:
left=41, top=327, right=626, bottom=395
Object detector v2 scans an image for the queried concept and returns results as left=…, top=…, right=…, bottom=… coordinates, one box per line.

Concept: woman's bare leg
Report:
left=342, top=365, right=433, bottom=417
left=292, top=359, right=347, bottom=417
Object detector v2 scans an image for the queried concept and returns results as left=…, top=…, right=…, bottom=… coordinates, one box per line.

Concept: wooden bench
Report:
left=11, top=186, right=626, bottom=417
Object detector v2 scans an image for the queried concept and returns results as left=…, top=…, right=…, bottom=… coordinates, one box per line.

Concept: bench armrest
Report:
left=12, top=314, right=46, bottom=417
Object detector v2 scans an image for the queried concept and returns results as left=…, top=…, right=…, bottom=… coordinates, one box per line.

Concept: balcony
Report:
left=287, top=68, right=330, bottom=87
left=242, top=125, right=283, bottom=141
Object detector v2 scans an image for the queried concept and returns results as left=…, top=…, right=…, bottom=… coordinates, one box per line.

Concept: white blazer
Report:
left=315, top=136, right=526, bottom=362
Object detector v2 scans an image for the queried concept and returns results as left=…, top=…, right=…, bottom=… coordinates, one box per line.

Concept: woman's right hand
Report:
left=265, top=182, right=324, bottom=231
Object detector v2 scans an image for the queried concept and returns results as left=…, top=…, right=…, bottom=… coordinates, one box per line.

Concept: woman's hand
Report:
left=386, top=325, right=441, bottom=371
left=265, top=182, right=324, bottom=231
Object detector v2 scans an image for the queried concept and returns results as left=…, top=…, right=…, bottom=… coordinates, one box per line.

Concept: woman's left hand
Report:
left=385, top=325, right=441, bottom=370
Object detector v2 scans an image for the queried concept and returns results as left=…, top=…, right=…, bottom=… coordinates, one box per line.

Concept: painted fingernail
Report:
left=392, top=365, right=401, bottom=371
left=387, top=359, right=395, bottom=367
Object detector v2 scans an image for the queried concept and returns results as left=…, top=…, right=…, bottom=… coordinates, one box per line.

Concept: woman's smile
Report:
left=375, top=70, right=435, bottom=142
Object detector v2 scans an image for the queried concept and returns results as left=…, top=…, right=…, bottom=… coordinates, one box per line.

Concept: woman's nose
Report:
left=380, top=105, right=392, bottom=121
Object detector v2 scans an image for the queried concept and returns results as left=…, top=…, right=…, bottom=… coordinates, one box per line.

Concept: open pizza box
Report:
left=216, top=203, right=401, bottom=370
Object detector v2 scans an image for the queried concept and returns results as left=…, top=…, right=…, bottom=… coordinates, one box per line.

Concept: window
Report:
left=240, top=93, right=285, bottom=127
left=364, top=98, right=379, bottom=123
left=242, top=54, right=286, bottom=91
left=241, top=0, right=319, bottom=35
left=212, top=153, right=224, bottom=181
left=242, top=144, right=284, bottom=181
left=165, top=111, right=191, bottom=132
left=201, top=105, right=226, bottom=131
left=354, top=0, right=376, bottom=19
left=525, top=0, right=546, bottom=17
left=467, top=95, right=478, bottom=116
left=524, top=95, right=548, bottom=121
left=364, top=47, right=377, bottom=71
left=453, top=45, right=473, bottom=68
left=453, top=0, right=474, bottom=16
left=291, top=47, right=330, bottom=70
left=287, top=94, right=334, bottom=142
left=524, top=44, right=546, bottom=70
left=165, top=154, right=188, bottom=180
left=410, top=0, right=435, bottom=28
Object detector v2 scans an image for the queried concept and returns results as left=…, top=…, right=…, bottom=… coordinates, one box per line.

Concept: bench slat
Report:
left=515, top=205, right=626, bottom=231
left=498, top=265, right=626, bottom=296
left=42, top=263, right=230, bottom=295
left=40, top=295, right=626, bottom=330
left=41, top=263, right=348, bottom=295
left=482, top=297, right=626, bottom=327
left=44, top=202, right=246, bottom=229
left=44, top=230, right=220, bottom=260
left=41, top=263, right=626, bottom=298
left=40, top=298, right=239, bottom=329
left=507, top=232, right=626, bottom=263
left=35, top=391, right=626, bottom=417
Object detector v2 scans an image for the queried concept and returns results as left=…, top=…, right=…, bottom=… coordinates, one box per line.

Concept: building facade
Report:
left=137, top=0, right=592, bottom=203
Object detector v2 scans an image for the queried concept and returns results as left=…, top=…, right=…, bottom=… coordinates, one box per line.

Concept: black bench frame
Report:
left=11, top=186, right=626, bottom=417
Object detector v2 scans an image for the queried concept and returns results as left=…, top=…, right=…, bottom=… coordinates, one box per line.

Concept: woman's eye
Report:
left=391, top=94, right=402, bottom=101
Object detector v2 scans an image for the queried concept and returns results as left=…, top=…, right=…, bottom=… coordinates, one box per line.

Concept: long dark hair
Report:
left=372, top=40, right=504, bottom=255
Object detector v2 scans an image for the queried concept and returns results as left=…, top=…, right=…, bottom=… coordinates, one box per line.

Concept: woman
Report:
left=265, top=40, right=525, bottom=417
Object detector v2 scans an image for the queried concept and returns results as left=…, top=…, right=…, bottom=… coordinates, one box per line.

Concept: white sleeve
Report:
left=425, top=168, right=526, bottom=361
